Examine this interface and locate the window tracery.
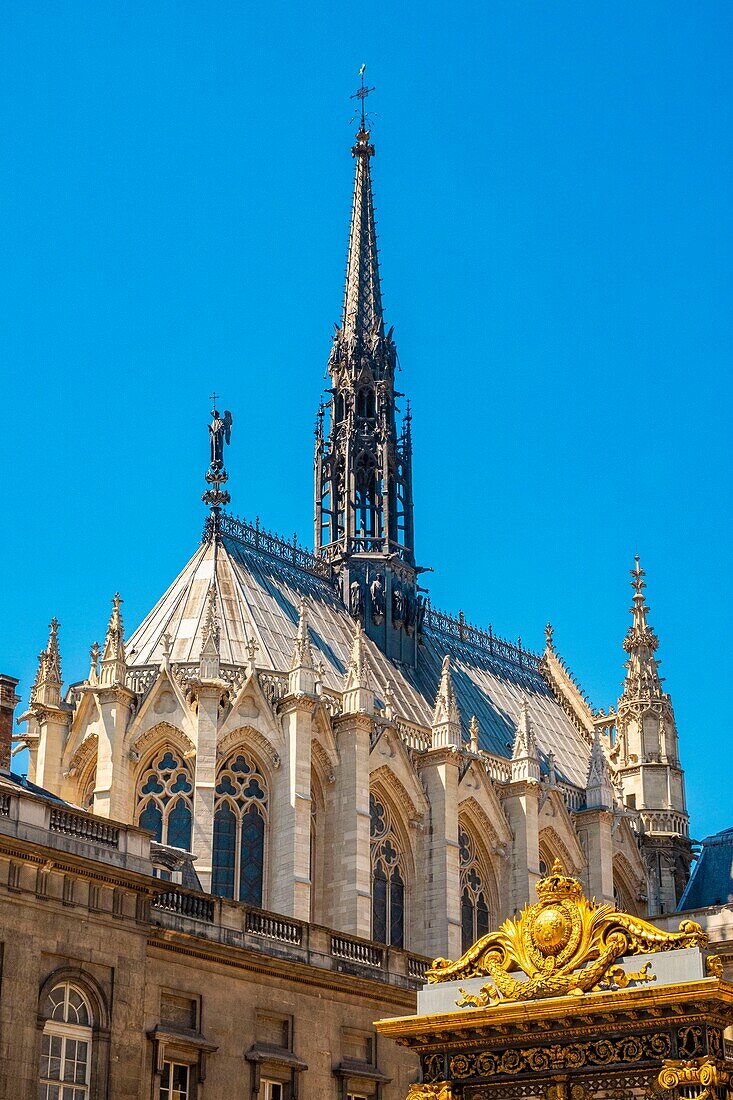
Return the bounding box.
[459,827,492,953]
[136,748,193,851]
[39,982,93,1100]
[370,792,405,948]
[212,752,267,905]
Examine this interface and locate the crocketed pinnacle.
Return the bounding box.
[341,127,383,345]
[431,655,462,749]
[199,581,221,680]
[586,727,614,810]
[100,594,127,688]
[621,556,663,700]
[290,601,315,673]
[31,618,63,707]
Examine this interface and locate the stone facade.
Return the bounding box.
[0,777,420,1099]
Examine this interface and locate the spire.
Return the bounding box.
[100,594,127,688]
[342,620,374,714]
[288,601,317,696]
[586,728,614,810]
[32,618,63,707]
[511,700,540,782]
[314,81,419,670]
[621,556,663,700]
[342,122,382,345]
[199,581,221,680]
[431,655,462,749]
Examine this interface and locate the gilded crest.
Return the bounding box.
[427,859,706,1005]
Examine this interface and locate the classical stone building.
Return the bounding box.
[0,97,705,1099]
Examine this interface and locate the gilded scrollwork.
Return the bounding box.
[441,1032,673,1082]
[428,859,705,1005]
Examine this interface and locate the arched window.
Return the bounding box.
[459,828,493,953]
[370,793,406,948]
[136,748,193,850]
[212,753,267,905]
[39,982,93,1100]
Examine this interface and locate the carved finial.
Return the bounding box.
[431,655,462,749]
[342,619,374,714]
[469,714,480,753]
[383,680,395,721]
[203,402,233,518]
[546,749,557,786]
[294,602,314,665]
[551,857,564,876]
[161,632,172,663]
[199,581,221,680]
[545,621,554,651]
[511,700,540,782]
[100,593,127,688]
[89,640,100,684]
[245,636,259,677]
[32,618,63,707]
[586,727,614,810]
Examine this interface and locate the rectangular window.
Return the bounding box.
[347,1094,369,1100]
[160,1060,189,1100]
[262,1081,283,1100]
[39,1028,90,1100]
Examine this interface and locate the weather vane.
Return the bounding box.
[350,63,375,130]
[203,398,233,516]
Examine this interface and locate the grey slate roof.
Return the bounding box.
[678,827,733,910]
[125,526,592,788]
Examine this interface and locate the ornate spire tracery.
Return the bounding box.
[314,81,421,666]
[100,594,127,688]
[621,556,663,701]
[31,618,63,708]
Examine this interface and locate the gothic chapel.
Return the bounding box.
[19,104,691,963]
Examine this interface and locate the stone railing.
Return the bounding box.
[49,808,120,849]
[408,954,430,980]
[148,886,422,990]
[483,754,512,784]
[331,933,384,969]
[640,809,689,838]
[560,783,586,812]
[245,909,303,945]
[396,722,432,752]
[152,887,215,923]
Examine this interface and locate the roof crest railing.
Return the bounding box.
[211,513,335,584]
[423,604,541,669]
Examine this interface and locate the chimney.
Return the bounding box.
[0,675,20,771]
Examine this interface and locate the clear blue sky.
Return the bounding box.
[0,3,730,841]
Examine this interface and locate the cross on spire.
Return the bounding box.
[350,64,375,130]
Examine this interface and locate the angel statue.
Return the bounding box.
[209,408,233,476]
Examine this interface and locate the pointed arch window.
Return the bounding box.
[459,828,492,953]
[370,793,406,948]
[212,753,267,905]
[39,982,93,1100]
[136,748,193,851]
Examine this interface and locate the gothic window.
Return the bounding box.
[136,749,193,851]
[212,753,267,905]
[459,828,493,954]
[80,767,96,811]
[370,793,406,948]
[39,982,93,1100]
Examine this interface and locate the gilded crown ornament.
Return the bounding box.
[426,859,706,1006]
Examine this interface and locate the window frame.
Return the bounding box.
[135,747,194,850]
[159,1058,192,1100]
[212,752,269,905]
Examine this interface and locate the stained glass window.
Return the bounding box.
[212,753,268,905]
[459,827,495,953]
[39,983,93,1100]
[370,792,406,947]
[135,748,193,851]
